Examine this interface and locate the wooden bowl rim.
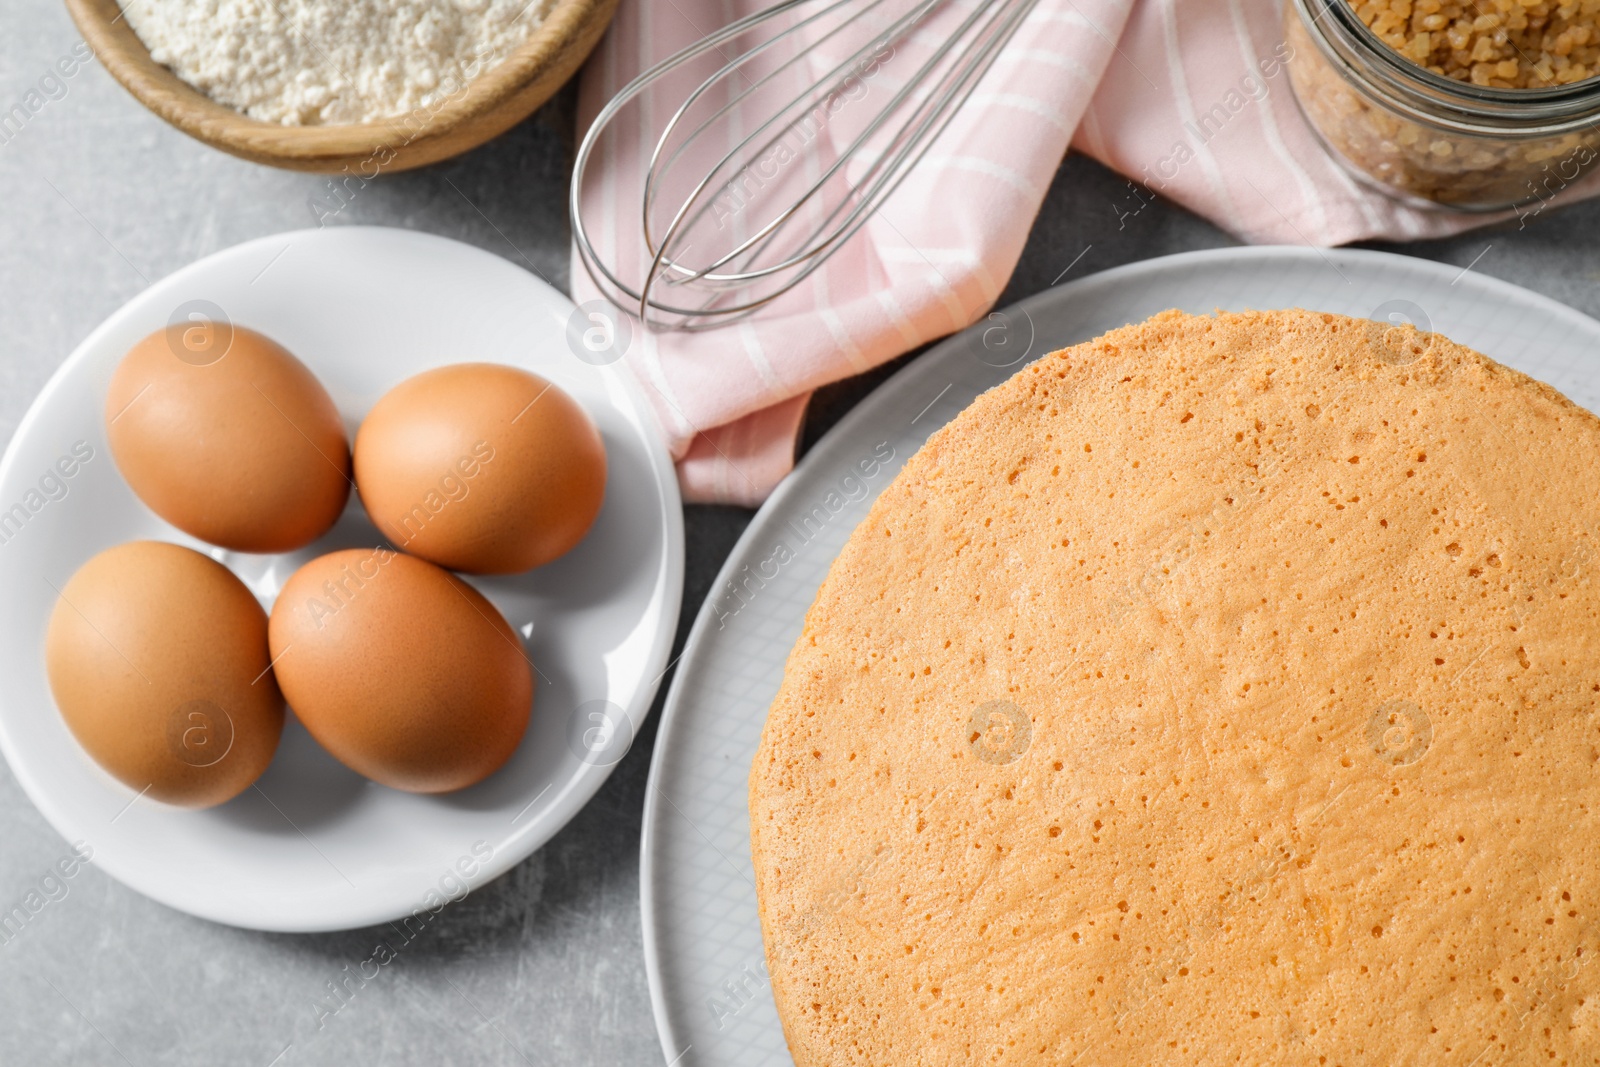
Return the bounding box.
[66,0,610,162]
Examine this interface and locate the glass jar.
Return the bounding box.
[1284,0,1600,211]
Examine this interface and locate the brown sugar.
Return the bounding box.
[1349,0,1600,87]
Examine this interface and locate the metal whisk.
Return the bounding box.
[571,0,1043,330]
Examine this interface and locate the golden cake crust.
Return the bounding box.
[750,309,1600,1067]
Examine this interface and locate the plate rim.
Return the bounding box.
[0,225,686,933]
[636,243,1600,1063]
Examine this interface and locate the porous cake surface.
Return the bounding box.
[749,309,1600,1066]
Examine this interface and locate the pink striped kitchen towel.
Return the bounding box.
[572,0,1588,506]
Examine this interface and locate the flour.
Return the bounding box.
[123,0,553,126]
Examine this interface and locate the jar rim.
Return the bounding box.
[1294,0,1600,134]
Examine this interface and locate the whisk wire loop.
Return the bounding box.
[572,0,1044,330]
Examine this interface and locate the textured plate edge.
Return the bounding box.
[636,243,1600,1064]
[0,225,686,933]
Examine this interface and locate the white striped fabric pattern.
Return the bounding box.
[572,0,1597,505]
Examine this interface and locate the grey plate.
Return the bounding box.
[638,246,1600,1067]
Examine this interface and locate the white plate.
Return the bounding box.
[0,227,683,933]
[638,246,1600,1067]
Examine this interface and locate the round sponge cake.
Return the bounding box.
[750,309,1600,1066]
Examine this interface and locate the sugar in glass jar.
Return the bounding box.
[1285,0,1600,210]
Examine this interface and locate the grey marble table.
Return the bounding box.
[2,0,1598,1063]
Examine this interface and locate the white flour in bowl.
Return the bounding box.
[123,0,554,126]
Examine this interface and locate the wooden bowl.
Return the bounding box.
[65,0,619,174]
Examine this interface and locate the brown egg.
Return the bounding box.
[268,548,533,792]
[45,541,284,808]
[105,324,351,553]
[353,363,606,574]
